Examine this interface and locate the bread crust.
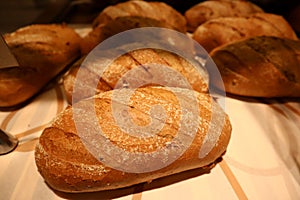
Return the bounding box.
[35,86,231,193]
[63,48,208,104]
[193,13,298,53]
[81,0,187,55]
[185,0,263,32]
[210,36,300,97]
[93,1,186,32]
[0,24,82,108]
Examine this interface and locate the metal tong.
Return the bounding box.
[0,35,19,155]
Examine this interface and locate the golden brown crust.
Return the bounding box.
[93,1,186,31]
[0,24,82,108]
[81,0,187,55]
[63,48,208,104]
[193,13,298,53]
[185,0,264,32]
[35,86,232,192]
[210,36,300,97]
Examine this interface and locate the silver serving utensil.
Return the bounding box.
[0,34,19,154]
[0,129,18,155]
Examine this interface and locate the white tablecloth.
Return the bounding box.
[0,83,299,200]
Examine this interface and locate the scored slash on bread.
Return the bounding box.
[35,86,232,193]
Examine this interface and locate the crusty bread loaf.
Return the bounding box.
[0,24,82,108]
[185,0,263,32]
[63,48,208,104]
[193,13,298,53]
[81,0,187,55]
[210,36,300,97]
[35,86,232,193]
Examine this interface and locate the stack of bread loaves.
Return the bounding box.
[185,0,300,97]
[2,0,296,194]
[34,0,299,193]
[61,0,300,101]
[34,0,233,193]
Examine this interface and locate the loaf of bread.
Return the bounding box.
[35,86,232,193]
[185,0,264,32]
[81,0,187,54]
[0,24,82,108]
[63,48,208,104]
[210,36,300,97]
[193,13,298,53]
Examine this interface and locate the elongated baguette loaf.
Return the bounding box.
[81,0,186,54]
[63,48,208,104]
[210,36,300,97]
[35,86,232,193]
[185,0,264,32]
[193,13,298,53]
[0,24,81,108]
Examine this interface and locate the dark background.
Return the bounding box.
[0,0,299,34]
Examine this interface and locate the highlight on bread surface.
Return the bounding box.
[210,35,300,97]
[0,24,82,109]
[35,86,232,193]
[193,12,298,53]
[185,0,264,32]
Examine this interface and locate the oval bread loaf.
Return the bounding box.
[193,13,298,53]
[0,24,82,108]
[210,36,300,97]
[35,86,232,193]
[185,0,263,32]
[81,0,187,55]
[63,48,208,104]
